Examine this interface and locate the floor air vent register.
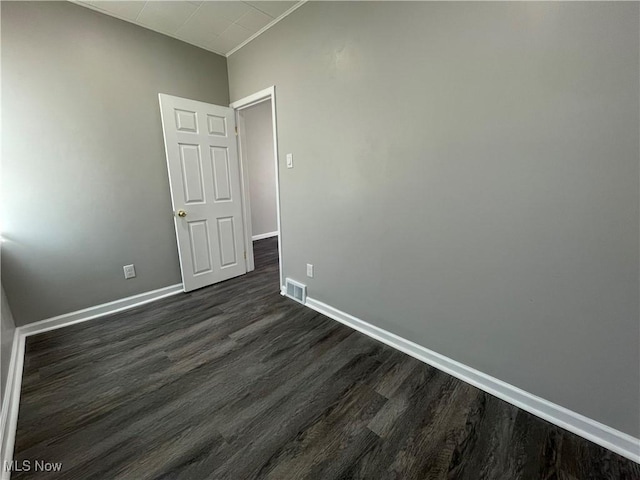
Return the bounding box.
[285,278,306,304]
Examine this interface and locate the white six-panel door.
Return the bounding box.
[159,94,246,292]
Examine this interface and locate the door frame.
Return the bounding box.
[230,86,283,290]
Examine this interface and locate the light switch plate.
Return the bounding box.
[306,264,314,278]
[286,153,293,168]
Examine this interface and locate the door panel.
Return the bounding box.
[159,94,247,292]
[188,220,213,275]
[175,109,198,132]
[217,217,238,267]
[207,114,227,135]
[179,144,205,204]
[211,147,232,201]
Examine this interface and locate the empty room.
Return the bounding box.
[1,1,639,478]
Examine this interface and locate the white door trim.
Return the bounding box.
[231,86,283,290]
[235,110,255,272]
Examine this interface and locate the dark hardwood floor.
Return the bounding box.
[13,237,640,479]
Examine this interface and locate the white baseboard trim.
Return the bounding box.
[0,331,23,480]
[252,231,278,241]
[19,284,183,337]
[304,296,640,464]
[0,283,184,478]
[2,286,637,469]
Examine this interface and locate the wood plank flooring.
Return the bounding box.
[12,237,640,479]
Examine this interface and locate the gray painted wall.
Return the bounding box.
[228,2,640,436]
[240,101,278,237]
[1,286,16,404]
[1,1,229,325]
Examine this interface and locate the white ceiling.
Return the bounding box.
[73,1,305,56]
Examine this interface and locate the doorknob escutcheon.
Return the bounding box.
[177,209,187,217]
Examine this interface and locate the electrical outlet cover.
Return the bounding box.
[123,264,136,279]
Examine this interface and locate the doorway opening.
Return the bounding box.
[231,87,283,291]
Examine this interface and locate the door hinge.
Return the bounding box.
[244,251,246,259]
[235,126,238,136]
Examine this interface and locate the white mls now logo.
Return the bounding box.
[4,460,63,473]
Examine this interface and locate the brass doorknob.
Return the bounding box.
[177,209,187,217]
